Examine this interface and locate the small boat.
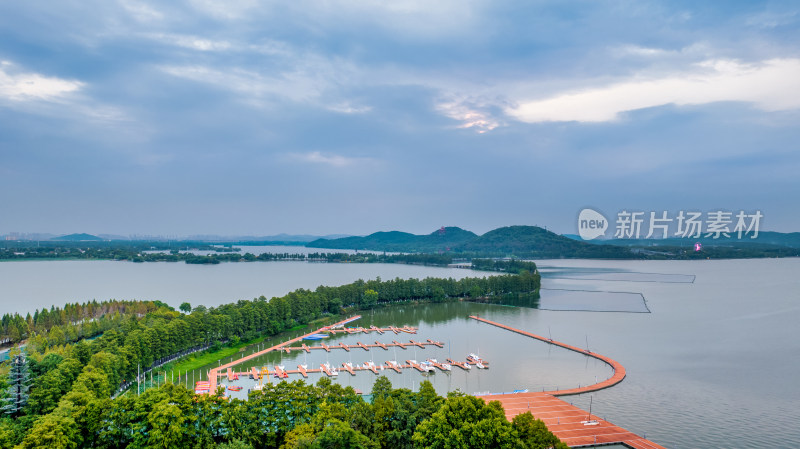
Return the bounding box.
[463,362,471,370]
[322,362,339,376]
[418,361,436,373]
[581,396,600,425]
[227,385,243,391]
[303,333,330,340]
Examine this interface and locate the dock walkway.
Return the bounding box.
[279,339,442,353]
[208,315,364,394]
[470,316,664,449]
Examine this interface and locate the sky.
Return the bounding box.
[1,0,799,237]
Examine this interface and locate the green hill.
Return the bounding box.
[456,225,634,258]
[51,233,103,242]
[307,227,478,252]
[308,225,634,258]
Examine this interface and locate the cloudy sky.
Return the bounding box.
[1,0,799,236]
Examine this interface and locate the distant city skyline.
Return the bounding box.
[2,1,799,236]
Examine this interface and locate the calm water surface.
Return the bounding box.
[0,258,486,315]
[1,254,799,448]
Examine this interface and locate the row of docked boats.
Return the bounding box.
[467,353,486,369]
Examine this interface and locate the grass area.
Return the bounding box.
[159,314,344,375]
[123,314,350,395]
[164,337,267,375]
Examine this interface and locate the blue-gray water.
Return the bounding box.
[1,253,798,448]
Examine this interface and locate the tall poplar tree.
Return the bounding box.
[2,353,31,416]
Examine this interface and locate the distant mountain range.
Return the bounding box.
[308,225,634,258]
[4,226,798,259]
[307,225,800,258]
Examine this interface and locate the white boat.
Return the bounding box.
[475,361,485,369]
[463,362,471,370]
[581,396,599,425]
[427,358,451,371]
[468,353,481,361]
[322,362,339,376]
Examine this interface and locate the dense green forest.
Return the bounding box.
[2,374,567,449]
[0,272,545,448]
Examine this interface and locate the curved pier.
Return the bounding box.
[470,316,665,448]
[469,315,625,396]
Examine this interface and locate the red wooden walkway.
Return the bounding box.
[470,316,665,448]
[208,315,363,394]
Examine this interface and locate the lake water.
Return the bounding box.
[0,258,486,315]
[1,253,799,448]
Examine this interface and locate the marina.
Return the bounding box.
[203,315,461,394]
[199,313,662,448]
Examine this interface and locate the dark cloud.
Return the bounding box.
[1,0,798,236]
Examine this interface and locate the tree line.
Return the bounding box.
[6,375,567,449]
[1,300,167,348]
[1,271,541,448]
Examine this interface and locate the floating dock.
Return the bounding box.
[219,356,480,380]
[470,316,665,449]
[326,325,417,334]
[207,316,453,393]
[277,339,442,353]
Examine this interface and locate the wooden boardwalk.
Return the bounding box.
[483,392,665,448]
[208,315,364,394]
[470,316,665,448]
[278,339,442,353]
[470,316,625,395]
[223,357,461,380]
[325,325,417,334]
